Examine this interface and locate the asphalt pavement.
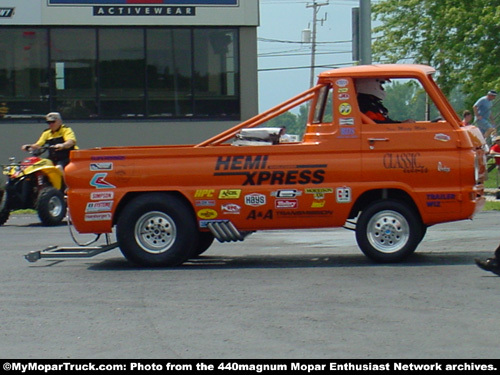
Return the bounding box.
[0,212,499,359]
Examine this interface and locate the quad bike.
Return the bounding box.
[0,146,67,226]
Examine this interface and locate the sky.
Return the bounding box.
[257,0,362,111]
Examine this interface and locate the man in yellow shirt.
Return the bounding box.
[22,112,78,171]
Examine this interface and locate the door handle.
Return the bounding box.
[368,138,389,149]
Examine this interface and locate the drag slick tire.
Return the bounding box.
[116,193,198,267]
[355,200,423,263]
[37,187,67,226]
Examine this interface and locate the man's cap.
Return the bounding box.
[45,112,62,122]
[488,90,497,96]
[494,136,500,142]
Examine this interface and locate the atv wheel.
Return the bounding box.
[0,190,9,226]
[36,187,67,226]
[116,193,198,267]
[355,200,423,263]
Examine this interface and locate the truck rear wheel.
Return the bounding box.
[116,193,198,267]
[355,200,423,263]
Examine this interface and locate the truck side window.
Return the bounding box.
[312,85,333,124]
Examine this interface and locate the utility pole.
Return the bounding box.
[359,0,372,65]
[306,1,329,87]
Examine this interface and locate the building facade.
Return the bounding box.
[0,0,259,162]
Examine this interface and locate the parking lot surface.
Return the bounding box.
[1,212,499,359]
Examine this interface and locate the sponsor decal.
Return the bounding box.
[218,189,242,199]
[90,155,125,161]
[214,155,326,186]
[90,173,116,189]
[194,189,215,198]
[339,127,357,138]
[90,162,113,171]
[275,199,298,209]
[244,193,266,207]
[246,209,273,220]
[90,191,114,200]
[305,188,334,200]
[0,8,14,17]
[271,189,302,198]
[311,200,326,208]
[426,193,456,207]
[93,6,195,16]
[85,213,112,221]
[195,200,216,207]
[336,187,351,203]
[221,203,241,214]
[438,162,451,173]
[383,153,428,173]
[338,93,350,101]
[197,209,218,220]
[434,133,451,142]
[199,219,227,228]
[338,88,349,93]
[336,79,349,87]
[339,103,352,116]
[339,118,355,125]
[85,201,114,213]
[276,210,333,218]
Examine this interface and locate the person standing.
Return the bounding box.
[462,110,473,126]
[473,90,497,139]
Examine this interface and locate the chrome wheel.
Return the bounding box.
[366,210,410,254]
[48,196,64,218]
[134,211,177,254]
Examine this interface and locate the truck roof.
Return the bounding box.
[319,64,436,80]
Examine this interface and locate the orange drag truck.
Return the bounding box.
[25,64,487,267]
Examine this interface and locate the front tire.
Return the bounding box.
[116,193,198,267]
[355,200,423,263]
[37,187,66,226]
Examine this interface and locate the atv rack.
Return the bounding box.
[25,235,118,263]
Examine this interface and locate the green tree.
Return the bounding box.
[372,0,500,111]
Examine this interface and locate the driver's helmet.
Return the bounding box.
[355,78,390,100]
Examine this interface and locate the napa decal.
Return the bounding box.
[90,173,116,189]
[197,209,218,220]
[214,155,326,186]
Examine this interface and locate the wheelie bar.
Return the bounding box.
[24,242,118,263]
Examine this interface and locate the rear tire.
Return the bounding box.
[192,231,215,257]
[116,193,199,267]
[355,200,423,263]
[37,187,66,226]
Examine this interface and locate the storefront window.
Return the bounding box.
[147,29,192,117]
[193,29,239,117]
[99,28,146,118]
[50,28,97,119]
[0,29,49,118]
[0,27,239,120]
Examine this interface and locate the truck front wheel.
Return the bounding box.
[117,194,198,267]
[355,200,423,263]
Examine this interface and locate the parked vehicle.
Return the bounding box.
[1,146,66,226]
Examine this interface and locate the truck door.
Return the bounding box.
[358,78,462,214]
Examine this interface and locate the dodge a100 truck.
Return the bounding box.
[58,64,487,266]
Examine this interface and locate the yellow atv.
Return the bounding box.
[0,146,67,226]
